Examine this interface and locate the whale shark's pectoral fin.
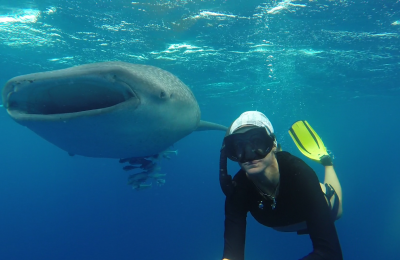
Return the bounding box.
[195,120,228,132]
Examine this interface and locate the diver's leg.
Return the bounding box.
[320,166,343,219]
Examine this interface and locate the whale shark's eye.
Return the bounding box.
[160,91,166,98]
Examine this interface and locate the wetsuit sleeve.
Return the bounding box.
[222,174,248,260]
[293,157,343,260]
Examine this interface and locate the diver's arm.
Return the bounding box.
[222,196,247,260]
[222,173,248,260]
[296,159,343,260]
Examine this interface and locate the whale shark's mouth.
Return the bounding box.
[5,77,138,116]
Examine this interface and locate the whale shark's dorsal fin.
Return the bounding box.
[196,120,228,132]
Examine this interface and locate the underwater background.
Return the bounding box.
[0,0,399,259]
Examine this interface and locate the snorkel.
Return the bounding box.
[219,142,234,197]
[219,126,235,197]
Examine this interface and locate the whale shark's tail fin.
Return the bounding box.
[196,120,228,132]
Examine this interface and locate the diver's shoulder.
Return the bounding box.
[231,170,252,194]
[232,170,252,188]
[276,151,308,170]
[276,151,300,162]
[232,169,247,182]
[277,151,316,179]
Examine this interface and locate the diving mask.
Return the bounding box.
[223,127,275,163]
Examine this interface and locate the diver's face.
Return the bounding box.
[232,126,275,175]
[239,147,275,175]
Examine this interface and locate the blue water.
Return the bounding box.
[1,0,400,259]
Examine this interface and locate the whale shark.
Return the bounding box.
[2,62,227,159]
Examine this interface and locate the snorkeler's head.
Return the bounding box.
[223,111,277,163]
[228,111,274,135]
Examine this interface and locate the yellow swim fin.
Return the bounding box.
[288,120,329,161]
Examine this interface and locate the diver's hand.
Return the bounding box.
[319,155,333,166]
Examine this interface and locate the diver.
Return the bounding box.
[219,111,343,260]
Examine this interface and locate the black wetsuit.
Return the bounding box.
[223,152,342,260]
